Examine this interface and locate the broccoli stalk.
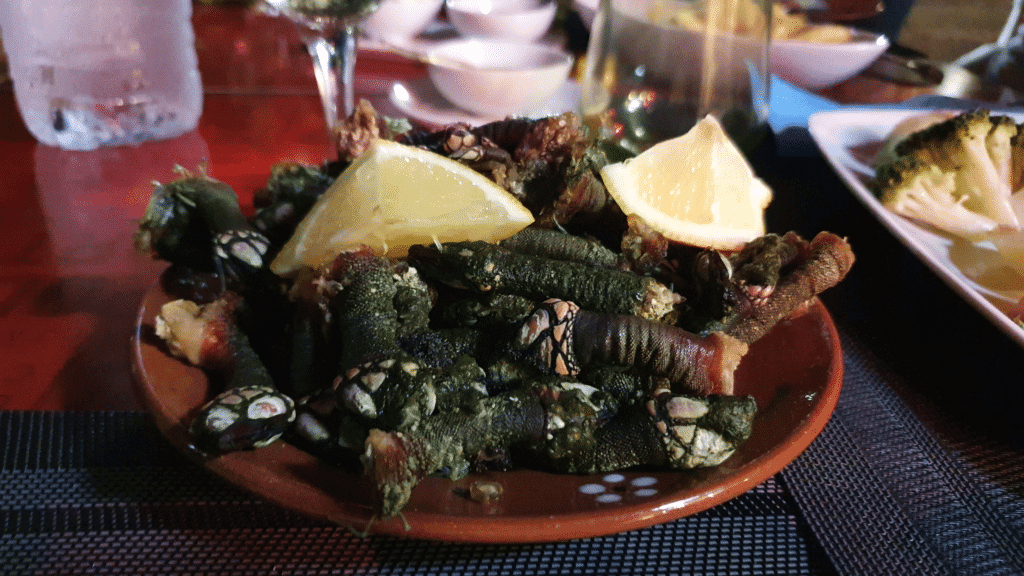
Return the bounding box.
[873,156,1000,236]
[1011,128,1024,193]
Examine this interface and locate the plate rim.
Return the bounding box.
[131,279,843,543]
[807,107,1024,350]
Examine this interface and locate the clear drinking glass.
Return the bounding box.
[578,0,771,154]
[0,0,203,150]
[261,0,383,157]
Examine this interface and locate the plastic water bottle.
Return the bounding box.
[0,0,203,150]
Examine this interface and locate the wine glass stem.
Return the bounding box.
[305,24,357,146]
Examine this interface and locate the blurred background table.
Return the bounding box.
[1,2,1023,575]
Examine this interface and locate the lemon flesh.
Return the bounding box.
[600,115,772,251]
[271,140,534,275]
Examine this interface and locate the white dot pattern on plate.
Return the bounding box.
[578,475,660,502]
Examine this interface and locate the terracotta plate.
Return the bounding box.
[132,282,843,543]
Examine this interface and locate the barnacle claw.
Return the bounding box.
[362,429,426,519]
[515,298,581,376]
[188,385,296,454]
[728,232,802,307]
[135,169,272,290]
[588,391,757,472]
[646,390,756,469]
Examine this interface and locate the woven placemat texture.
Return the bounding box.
[0,410,837,576]
[782,334,1024,576]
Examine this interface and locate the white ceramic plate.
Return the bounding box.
[808,107,1024,348]
[390,77,582,128]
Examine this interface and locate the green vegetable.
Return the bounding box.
[871,109,1024,238]
[872,155,999,236]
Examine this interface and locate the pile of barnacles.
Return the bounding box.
[136,101,854,521]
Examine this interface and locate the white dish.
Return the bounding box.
[808,108,1024,349]
[390,77,581,127]
[425,38,573,117]
[772,30,890,90]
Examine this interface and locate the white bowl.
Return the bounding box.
[362,0,445,41]
[771,30,891,90]
[446,0,558,43]
[427,39,574,116]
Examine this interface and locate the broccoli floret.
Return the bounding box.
[891,109,1021,230]
[872,155,999,237]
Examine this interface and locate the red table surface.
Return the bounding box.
[0,4,425,411]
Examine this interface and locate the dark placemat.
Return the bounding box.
[782,334,1024,576]
[0,410,836,576]
[763,130,1024,576]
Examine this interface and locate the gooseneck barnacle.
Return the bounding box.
[141,103,855,523]
[516,298,747,396]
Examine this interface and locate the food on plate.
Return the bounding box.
[190,384,297,454]
[135,101,853,522]
[600,115,773,252]
[270,138,535,275]
[871,109,1024,238]
[135,168,272,285]
[871,110,959,168]
[648,0,854,43]
[988,191,1024,281]
[872,157,1004,237]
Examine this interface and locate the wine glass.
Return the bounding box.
[261,0,383,156]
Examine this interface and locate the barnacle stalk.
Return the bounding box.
[517,299,747,396]
[725,232,855,344]
[154,293,273,390]
[408,240,682,322]
[361,385,548,518]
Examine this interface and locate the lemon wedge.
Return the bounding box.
[600,115,772,251]
[271,139,534,275]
